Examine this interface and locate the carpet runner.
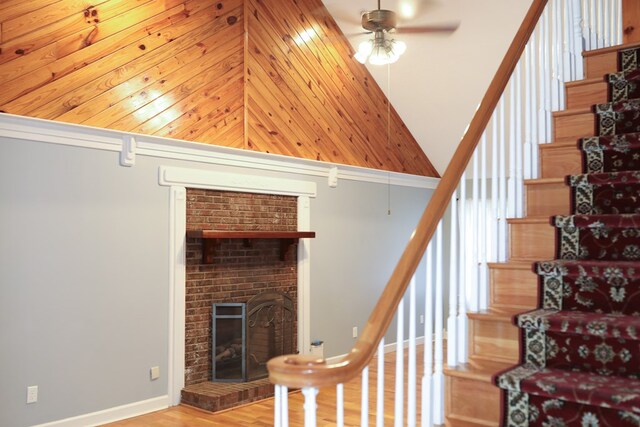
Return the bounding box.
[494,46,640,426]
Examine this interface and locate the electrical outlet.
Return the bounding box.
[420,314,424,324]
[150,366,160,380]
[352,326,358,338]
[27,386,38,404]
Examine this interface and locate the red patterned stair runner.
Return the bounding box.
[494,45,640,426]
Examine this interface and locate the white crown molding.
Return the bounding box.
[34,395,169,427]
[0,114,439,189]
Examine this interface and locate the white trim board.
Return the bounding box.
[0,114,439,189]
[33,396,169,427]
[160,166,316,406]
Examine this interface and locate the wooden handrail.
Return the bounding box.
[267,0,549,389]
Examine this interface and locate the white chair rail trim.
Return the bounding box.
[0,113,440,190]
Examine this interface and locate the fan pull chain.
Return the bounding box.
[387,62,392,216]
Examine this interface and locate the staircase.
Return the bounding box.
[444,41,640,427]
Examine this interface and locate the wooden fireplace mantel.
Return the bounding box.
[186,230,316,264]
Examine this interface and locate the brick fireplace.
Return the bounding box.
[181,188,299,412]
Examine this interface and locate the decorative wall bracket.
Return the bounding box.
[120,135,136,167]
[186,230,316,264]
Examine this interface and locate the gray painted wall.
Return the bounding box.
[0,135,433,426]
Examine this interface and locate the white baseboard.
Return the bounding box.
[34,395,169,427]
[325,336,426,365]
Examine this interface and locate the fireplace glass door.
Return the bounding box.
[211,303,245,382]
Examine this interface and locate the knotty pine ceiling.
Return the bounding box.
[0,0,439,177]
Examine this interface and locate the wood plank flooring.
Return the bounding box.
[104,347,430,426]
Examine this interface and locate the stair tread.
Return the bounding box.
[487,260,534,270]
[536,258,640,273]
[524,177,566,185]
[564,76,608,87]
[553,106,593,117]
[539,140,581,149]
[444,358,513,383]
[468,307,524,322]
[583,41,640,57]
[508,216,551,224]
[496,365,640,412]
[518,309,640,339]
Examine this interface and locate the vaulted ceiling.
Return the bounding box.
[0,0,441,176]
[322,0,533,173]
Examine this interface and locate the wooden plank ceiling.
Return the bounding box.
[0,0,439,177]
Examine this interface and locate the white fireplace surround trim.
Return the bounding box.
[160,166,316,406]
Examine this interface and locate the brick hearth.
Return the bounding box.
[183,189,298,411]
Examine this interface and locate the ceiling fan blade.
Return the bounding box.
[344,30,373,37]
[313,5,362,26]
[394,22,459,33]
[395,0,443,19]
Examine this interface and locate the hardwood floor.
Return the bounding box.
[104,347,428,426]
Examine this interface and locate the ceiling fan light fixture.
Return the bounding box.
[356,31,406,66]
[355,39,374,64]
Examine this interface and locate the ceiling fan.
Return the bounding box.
[349,0,459,65]
[360,0,458,35]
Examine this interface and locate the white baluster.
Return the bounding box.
[596,0,604,48]
[590,0,598,49]
[563,0,574,82]
[602,1,613,47]
[337,384,344,427]
[421,245,434,427]
[530,33,540,177]
[524,43,533,180]
[508,80,517,219]
[498,99,508,262]
[573,0,584,79]
[376,339,385,427]
[275,384,282,427]
[515,62,525,218]
[432,222,445,425]
[543,7,555,143]
[302,387,318,427]
[479,134,489,310]
[555,0,566,110]
[538,14,550,144]
[282,386,289,427]
[550,0,561,112]
[457,176,468,363]
[447,191,458,366]
[408,277,417,427]
[491,111,499,262]
[583,0,590,50]
[615,0,622,46]
[394,297,404,427]
[544,7,553,141]
[361,367,369,427]
[470,149,480,313]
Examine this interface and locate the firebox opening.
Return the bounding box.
[212,292,294,383]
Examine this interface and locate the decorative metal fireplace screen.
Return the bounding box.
[212,291,294,382]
